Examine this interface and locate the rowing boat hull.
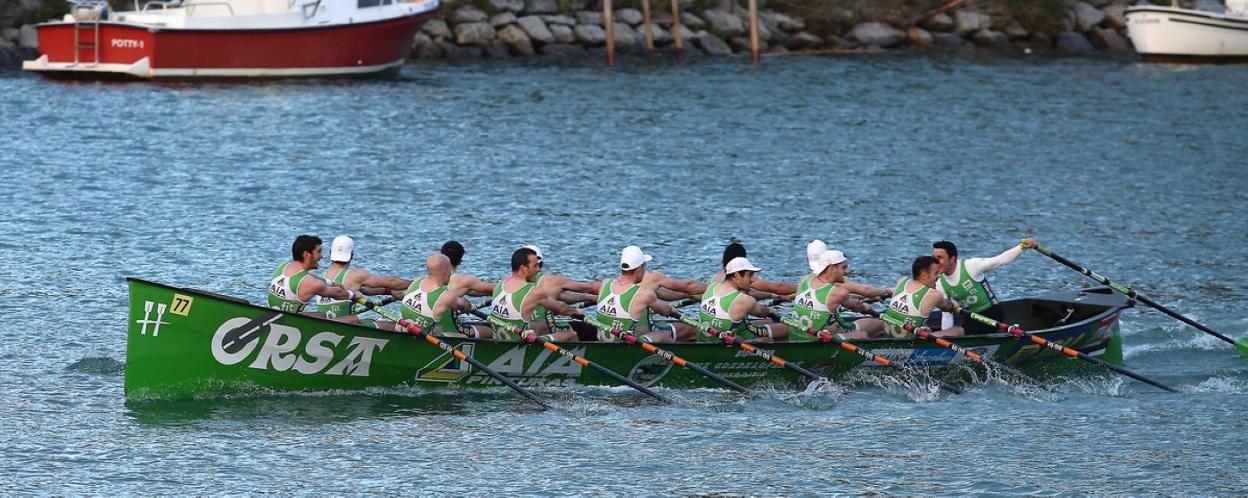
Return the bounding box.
[125,278,1127,400]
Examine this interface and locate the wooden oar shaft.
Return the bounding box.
[486,315,671,403]
[1036,244,1236,346]
[357,300,550,409]
[677,314,827,382]
[959,308,1178,393]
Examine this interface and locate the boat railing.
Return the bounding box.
[186,2,236,16]
[139,0,236,17]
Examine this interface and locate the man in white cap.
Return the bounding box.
[791,249,888,341]
[805,239,891,301]
[522,244,600,340]
[586,245,706,343]
[705,242,795,301]
[315,235,411,322]
[698,256,789,342]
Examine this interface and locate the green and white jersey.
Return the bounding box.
[883,278,931,338]
[268,262,309,313]
[697,281,746,342]
[401,278,457,334]
[595,278,645,341]
[937,259,998,314]
[529,273,556,329]
[316,267,352,318]
[490,279,535,341]
[791,276,858,342]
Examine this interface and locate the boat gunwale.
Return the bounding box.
[30,7,435,33]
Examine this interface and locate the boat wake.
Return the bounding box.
[66,356,125,376]
[1184,376,1248,394]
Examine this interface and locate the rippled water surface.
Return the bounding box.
[2,54,1247,495]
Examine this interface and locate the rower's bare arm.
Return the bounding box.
[557,291,596,304]
[634,287,675,318]
[741,295,773,320]
[927,292,956,314]
[753,279,797,296]
[560,278,600,295]
[647,272,706,297]
[311,278,355,301]
[534,288,584,319]
[840,280,891,299]
[460,275,494,297]
[359,273,411,292]
[655,287,694,301]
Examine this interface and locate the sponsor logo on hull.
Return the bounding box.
[210,317,388,377]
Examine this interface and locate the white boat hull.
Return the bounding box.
[1126,6,1248,63]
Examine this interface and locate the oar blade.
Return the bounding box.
[1236,337,1248,358]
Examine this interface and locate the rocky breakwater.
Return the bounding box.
[0,0,58,68]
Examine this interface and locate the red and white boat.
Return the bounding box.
[22,0,438,79]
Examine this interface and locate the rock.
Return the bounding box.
[642,23,673,44]
[730,36,767,52]
[1087,26,1129,51]
[422,19,451,40]
[681,12,706,30]
[550,23,576,43]
[574,23,606,45]
[932,32,972,49]
[1102,3,1127,29]
[676,25,697,45]
[972,29,1011,49]
[450,6,489,24]
[1003,20,1028,40]
[1071,2,1105,32]
[612,22,644,51]
[1030,33,1053,50]
[497,24,535,55]
[525,0,558,15]
[540,43,587,56]
[454,22,496,46]
[755,18,773,42]
[760,10,804,31]
[542,15,577,26]
[1055,31,1095,52]
[954,10,991,36]
[490,0,525,13]
[702,8,744,39]
[906,26,933,47]
[793,31,823,48]
[484,42,511,58]
[614,8,643,26]
[439,41,483,58]
[410,33,442,59]
[697,31,732,55]
[490,12,517,28]
[1085,0,1111,6]
[851,22,905,48]
[923,12,954,32]
[577,11,603,25]
[517,16,555,44]
[831,36,859,49]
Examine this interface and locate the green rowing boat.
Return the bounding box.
[125,278,1127,400]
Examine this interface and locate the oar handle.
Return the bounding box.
[585,315,754,396]
[678,313,829,383]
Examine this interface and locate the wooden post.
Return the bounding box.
[641,0,654,51]
[604,0,615,66]
[671,0,682,53]
[748,0,759,65]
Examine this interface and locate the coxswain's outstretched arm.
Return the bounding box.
[965,238,1037,279]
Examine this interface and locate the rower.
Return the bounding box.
[488,247,587,341]
[522,244,600,341]
[806,239,892,301]
[391,253,480,337]
[932,238,1037,328]
[588,245,705,343]
[441,240,493,297]
[883,256,963,338]
[708,242,796,300]
[267,235,359,317]
[316,236,411,321]
[792,249,887,340]
[698,256,788,342]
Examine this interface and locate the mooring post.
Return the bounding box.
[604,0,616,66]
[641,0,654,51]
[748,0,759,65]
[671,0,683,53]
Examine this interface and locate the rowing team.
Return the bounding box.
[267,235,1039,343]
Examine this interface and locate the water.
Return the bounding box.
[2,54,1247,495]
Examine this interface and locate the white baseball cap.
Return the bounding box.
[620,245,653,271]
[811,250,847,274]
[329,235,354,263]
[806,239,827,272]
[724,257,762,274]
[521,244,543,262]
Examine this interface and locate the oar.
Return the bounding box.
[867,311,1047,388]
[774,316,963,395]
[484,314,671,404]
[957,307,1178,393]
[1035,244,1248,355]
[355,299,551,409]
[585,315,754,396]
[675,314,830,385]
[351,295,398,316]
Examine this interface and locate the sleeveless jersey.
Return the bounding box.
[316,267,352,318]
[401,278,457,334]
[268,262,309,313]
[791,275,859,341]
[938,259,998,314]
[698,281,746,342]
[595,278,645,341]
[883,278,931,338]
[490,278,535,341]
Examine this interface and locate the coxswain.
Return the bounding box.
[588,245,706,343]
[882,256,963,338]
[792,249,887,340]
[522,244,600,341]
[708,242,796,300]
[268,235,360,317]
[487,247,587,341]
[316,236,411,322]
[698,256,788,342]
[932,238,1037,328]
